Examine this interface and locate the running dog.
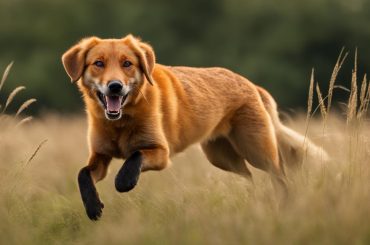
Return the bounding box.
[62,35,328,220]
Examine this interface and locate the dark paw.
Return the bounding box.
[85,199,104,221]
[115,151,142,192]
[78,167,104,221]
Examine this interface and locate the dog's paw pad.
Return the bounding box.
[85,200,104,221]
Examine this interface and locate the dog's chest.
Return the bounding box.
[91,115,160,159]
[103,132,131,159]
[95,126,151,159]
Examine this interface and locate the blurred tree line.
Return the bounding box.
[0,0,369,114]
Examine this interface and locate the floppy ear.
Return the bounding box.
[126,35,156,85]
[61,37,100,83]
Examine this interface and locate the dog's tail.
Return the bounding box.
[257,86,329,168]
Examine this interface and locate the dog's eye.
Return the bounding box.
[94,61,104,68]
[123,60,132,68]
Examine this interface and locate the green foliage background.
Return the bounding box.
[0,0,369,113]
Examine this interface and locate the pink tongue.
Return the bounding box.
[105,96,122,112]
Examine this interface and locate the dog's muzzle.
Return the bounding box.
[96,81,128,120]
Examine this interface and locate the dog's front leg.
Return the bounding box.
[115,147,169,192]
[78,153,112,220]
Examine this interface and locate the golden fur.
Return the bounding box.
[62,35,328,220]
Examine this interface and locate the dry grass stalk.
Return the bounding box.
[25,139,48,166]
[0,62,13,92]
[316,83,327,119]
[347,65,358,124]
[0,62,36,127]
[327,49,348,116]
[306,69,315,123]
[3,86,25,113]
[15,116,33,128]
[302,69,316,165]
[346,73,357,124]
[362,76,370,116]
[334,85,350,93]
[16,98,37,117]
[357,74,368,119]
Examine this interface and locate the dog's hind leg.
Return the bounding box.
[201,137,252,179]
[228,105,288,198]
[78,153,112,221]
[115,147,170,193]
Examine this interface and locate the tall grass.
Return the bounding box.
[0,57,369,244]
[0,62,36,127]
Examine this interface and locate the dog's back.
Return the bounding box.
[155,65,328,168]
[154,65,260,152]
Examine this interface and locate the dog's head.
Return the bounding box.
[62,35,155,120]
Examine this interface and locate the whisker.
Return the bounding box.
[139,88,149,105]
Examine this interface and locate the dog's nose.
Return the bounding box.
[108,80,123,93]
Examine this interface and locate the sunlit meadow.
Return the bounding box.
[0,56,369,244]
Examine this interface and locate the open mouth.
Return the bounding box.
[97,91,128,120]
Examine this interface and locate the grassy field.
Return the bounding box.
[0,113,369,245]
[1,57,370,244]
